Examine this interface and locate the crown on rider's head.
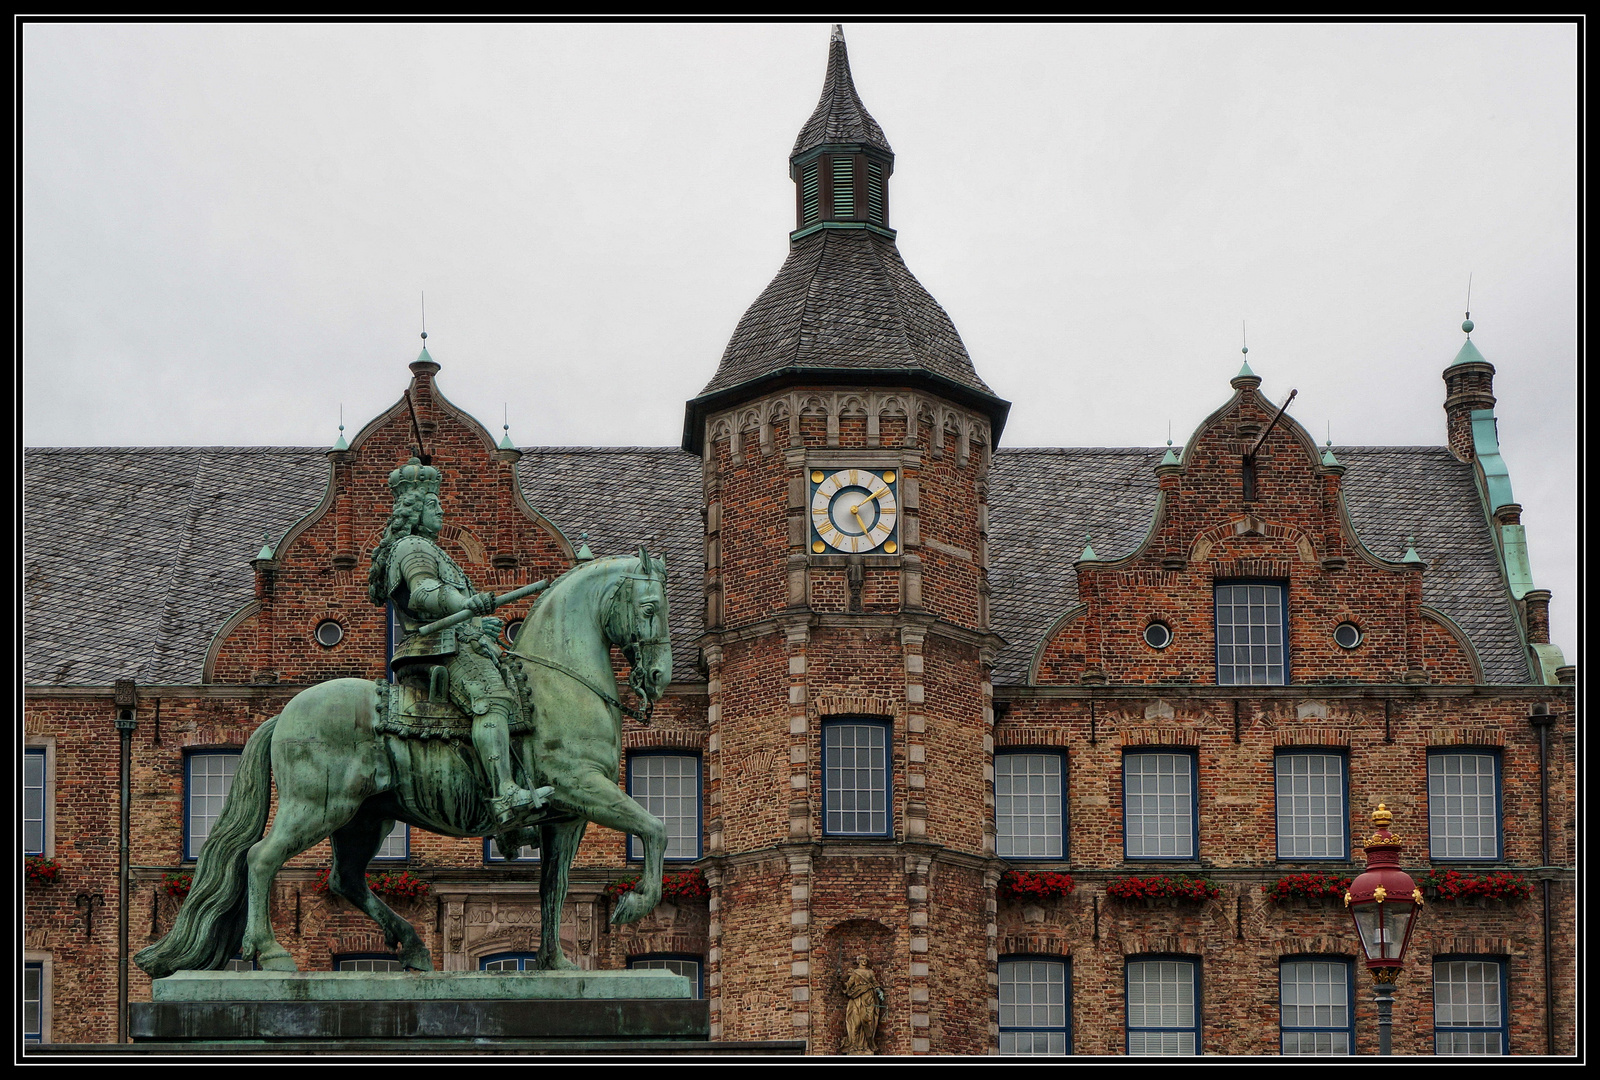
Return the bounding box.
[388,456,442,500]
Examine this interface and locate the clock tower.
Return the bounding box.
[683,26,1011,1053]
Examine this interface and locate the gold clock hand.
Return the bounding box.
[852,508,870,537]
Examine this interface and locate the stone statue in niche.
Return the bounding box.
[840,955,885,1054]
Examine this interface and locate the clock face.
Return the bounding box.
[810,468,899,554]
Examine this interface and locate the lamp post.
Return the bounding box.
[1346,804,1423,1054]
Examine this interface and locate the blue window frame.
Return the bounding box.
[1427,750,1503,861]
[373,821,409,860]
[1275,751,1348,860]
[1214,580,1288,685]
[24,747,46,856]
[1126,956,1201,1055]
[998,956,1071,1055]
[995,751,1066,860]
[335,953,404,972]
[627,751,702,861]
[1123,750,1198,860]
[1279,957,1354,1054]
[628,954,704,998]
[480,952,539,972]
[184,750,240,860]
[484,835,540,862]
[1433,957,1508,1054]
[823,719,892,837]
[24,962,42,1042]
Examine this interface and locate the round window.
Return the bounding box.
[1143,622,1172,649]
[1334,622,1362,649]
[314,620,344,648]
[503,620,523,645]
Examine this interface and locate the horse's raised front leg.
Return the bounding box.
[537,818,587,970]
[243,800,354,970]
[330,808,432,971]
[558,770,666,925]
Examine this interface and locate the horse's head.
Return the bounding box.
[604,545,673,709]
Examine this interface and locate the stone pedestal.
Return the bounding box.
[107,970,803,1054]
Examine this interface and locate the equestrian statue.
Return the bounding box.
[135,457,673,977]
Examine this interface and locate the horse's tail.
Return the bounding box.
[134,715,279,979]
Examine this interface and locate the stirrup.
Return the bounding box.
[490,787,538,826]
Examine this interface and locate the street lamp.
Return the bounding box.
[1346,803,1423,1055]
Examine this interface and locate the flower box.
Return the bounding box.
[1417,869,1532,904]
[1106,874,1221,904]
[309,868,430,901]
[163,871,192,899]
[998,870,1075,904]
[25,856,61,886]
[1263,873,1352,905]
[605,868,709,904]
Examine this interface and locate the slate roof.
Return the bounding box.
[791,25,892,159]
[697,229,996,400]
[23,444,1529,688]
[984,445,1531,684]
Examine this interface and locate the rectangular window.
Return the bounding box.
[1279,958,1353,1054]
[996,752,1065,859]
[24,962,42,1042]
[628,753,702,861]
[1428,751,1501,860]
[999,957,1071,1055]
[481,953,537,972]
[24,748,46,856]
[1126,958,1200,1055]
[823,720,891,837]
[186,752,239,860]
[485,836,539,862]
[1434,958,1508,1054]
[1124,751,1196,859]
[1215,581,1286,685]
[1275,752,1347,860]
[374,821,409,860]
[628,955,704,998]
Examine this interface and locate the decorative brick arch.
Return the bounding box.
[622,727,707,751]
[812,692,900,719]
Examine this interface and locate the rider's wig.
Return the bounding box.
[366,490,430,606]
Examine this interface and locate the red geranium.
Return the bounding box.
[605,869,709,903]
[1417,868,1532,902]
[1106,874,1221,902]
[998,870,1075,903]
[163,871,192,898]
[25,856,61,886]
[1263,873,1352,903]
[309,868,429,900]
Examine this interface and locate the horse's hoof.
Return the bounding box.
[258,951,298,971]
[539,950,580,971]
[402,948,434,972]
[610,891,658,925]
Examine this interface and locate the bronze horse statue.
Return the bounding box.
[136,548,671,977]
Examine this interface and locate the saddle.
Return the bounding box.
[371,674,535,740]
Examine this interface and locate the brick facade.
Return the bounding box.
[23,28,1573,1057]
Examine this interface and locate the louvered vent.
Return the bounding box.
[867,162,884,225]
[831,156,855,219]
[802,163,820,226]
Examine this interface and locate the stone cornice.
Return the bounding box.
[698,612,1004,654]
[994,683,1572,702]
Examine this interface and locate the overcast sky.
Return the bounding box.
[22,21,1578,658]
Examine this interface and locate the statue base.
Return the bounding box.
[113,970,804,1053]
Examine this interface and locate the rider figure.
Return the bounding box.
[369,457,541,830]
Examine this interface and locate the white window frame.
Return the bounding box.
[1279,957,1353,1055]
[627,752,702,861]
[1123,751,1197,860]
[1215,581,1287,685]
[1428,750,1502,861]
[823,720,892,838]
[373,820,409,860]
[23,737,55,859]
[185,750,240,861]
[628,955,704,998]
[23,952,52,1044]
[1433,958,1508,1054]
[1126,957,1200,1055]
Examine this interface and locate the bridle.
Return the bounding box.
[509,561,668,725]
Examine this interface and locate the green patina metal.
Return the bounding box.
[1160,442,1181,466]
[135,460,675,980]
[1401,536,1424,565]
[1471,408,1517,517]
[1450,336,1489,367]
[787,220,899,243]
[1078,534,1099,562]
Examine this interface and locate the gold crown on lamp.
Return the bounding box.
[388,457,441,500]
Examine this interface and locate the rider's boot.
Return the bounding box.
[475,697,546,828]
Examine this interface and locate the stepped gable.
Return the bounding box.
[23,446,328,686]
[985,444,1531,685]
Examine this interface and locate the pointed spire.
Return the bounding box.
[332,405,348,452]
[1321,438,1342,468]
[576,532,595,562]
[792,25,891,158]
[1078,534,1099,562]
[416,327,434,367]
[1402,535,1424,564]
[499,406,515,451]
[257,530,275,560]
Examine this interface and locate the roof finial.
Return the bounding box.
[831,23,844,42]
[576,532,595,562]
[333,404,348,451]
[1235,320,1257,381]
[1462,273,1474,335]
[421,290,428,342]
[1078,533,1099,562]
[1320,422,1341,468]
[1402,534,1423,564]
[499,403,515,451]
[257,530,275,560]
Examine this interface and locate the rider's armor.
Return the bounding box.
[380,459,538,829]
